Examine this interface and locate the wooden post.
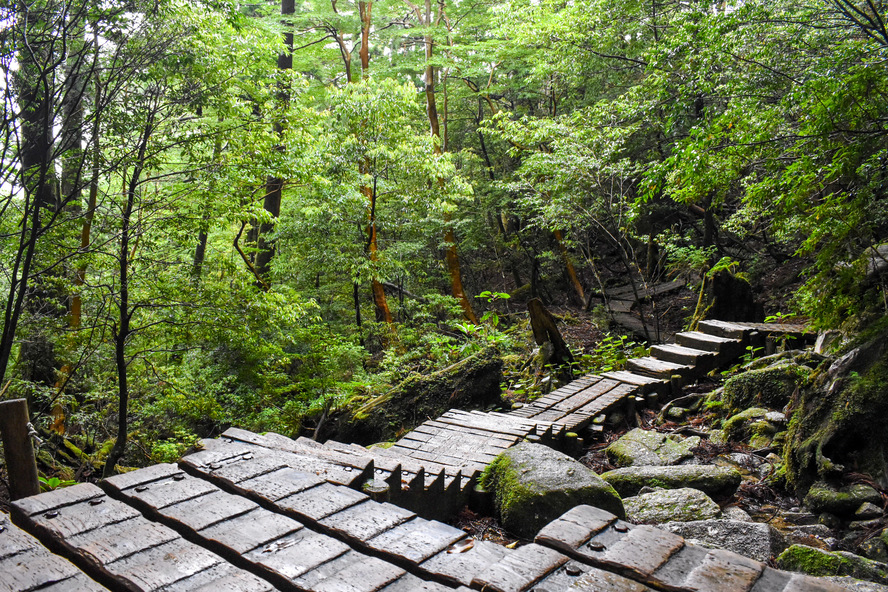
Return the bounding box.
[0,399,40,500]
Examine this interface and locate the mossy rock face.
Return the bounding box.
[722,364,809,413]
[776,545,888,584]
[786,331,888,494]
[721,407,769,441]
[622,487,721,524]
[803,481,882,517]
[605,428,700,467]
[480,442,624,539]
[600,465,742,498]
[329,347,503,444]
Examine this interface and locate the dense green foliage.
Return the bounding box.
[3,0,888,471]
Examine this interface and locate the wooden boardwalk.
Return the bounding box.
[2,319,825,591]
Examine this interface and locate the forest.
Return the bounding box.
[2,0,888,478]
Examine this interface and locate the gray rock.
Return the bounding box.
[825,576,888,591]
[805,482,883,517]
[721,506,753,522]
[623,487,721,524]
[480,442,624,539]
[600,465,742,498]
[605,428,700,467]
[657,519,784,562]
[861,539,888,564]
[777,545,888,585]
[858,502,884,520]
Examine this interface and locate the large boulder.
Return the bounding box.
[803,481,882,517]
[623,487,721,524]
[329,347,503,444]
[480,442,624,538]
[722,364,810,413]
[658,520,784,562]
[786,328,888,494]
[606,428,700,467]
[601,465,742,498]
[777,545,888,585]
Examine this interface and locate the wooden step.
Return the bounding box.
[601,371,669,395]
[626,356,693,379]
[697,319,751,340]
[674,331,741,353]
[10,483,275,592]
[609,299,634,313]
[650,343,717,368]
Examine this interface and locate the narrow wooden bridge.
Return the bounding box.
[3,319,834,592]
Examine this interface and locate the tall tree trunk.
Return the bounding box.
[554,229,585,305]
[254,0,295,286]
[103,114,153,478]
[413,0,478,323]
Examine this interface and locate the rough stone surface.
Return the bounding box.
[605,428,700,467]
[857,503,884,520]
[657,519,784,562]
[777,545,888,584]
[825,576,888,591]
[600,464,742,498]
[480,442,624,538]
[722,364,809,412]
[623,487,721,524]
[805,482,883,517]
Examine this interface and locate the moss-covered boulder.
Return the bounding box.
[623,487,721,524]
[722,364,810,413]
[605,428,700,467]
[601,465,742,498]
[776,545,888,584]
[330,347,503,444]
[803,481,882,517]
[480,442,624,538]
[786,329,888,494]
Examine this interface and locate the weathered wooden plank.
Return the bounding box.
[243,529,350,581]
[13,489,141,539]
[419,539,510,587]
[11,482,106,517]
[697,320,751,340]
[596,525,685,577]
[292,549,404,592]
[103,538,224,590]
[277,482,367,522]
[153,563,276,592]
[319,500,415,541]
[198,508,303,555]
[470,542,568,592]
[1,547,93,592]
[682,548,763,592]
[627,356,693,379]
[675,331,740,353]
[748,567,792,592]
[34,572,110,592]
[535,505,618,551]
[365,517,466,564]
[65,519,179,564]
[239,467,326,501]
[379,575,456,592]
[115,473,219,510]
[161,489,259,531]
[781,573,850,592]
[650,343,717,366]
[544,562,658,592]
[650,544,710,590]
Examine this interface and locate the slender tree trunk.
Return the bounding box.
[254,0,295,285]
[554,229,585,305]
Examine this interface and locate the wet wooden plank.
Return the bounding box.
[65,519,179,564]
[420,539,510,587]
[243,529,350,581]
[277,482,367,522]
[470,542,568,592]
[365,517,466,564]
[379,574,457,592]
[596,525,685,577]
[535,505,618,551]
[292,549,404,592]
[546,562,658,592]
[103,538,224,590]
[682,548,763,591]
[626,356,693,379]
[239,467,326,501]
[651,544,710,590]
[198,508,303,555]
[162,489,258,531]
[1,547,95,592]
[319,500,415,540]
[782,573,850,592]
[32,572,110,592]
[153,563,276,592]
[13,487,141,539]
[11,482,106,517]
